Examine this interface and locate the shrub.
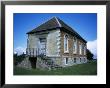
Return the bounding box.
[14,53,25,66]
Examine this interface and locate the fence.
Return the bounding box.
[26,48,45,57]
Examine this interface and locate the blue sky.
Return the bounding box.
[14,13,97,57]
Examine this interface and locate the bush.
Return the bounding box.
[14,53,25,66]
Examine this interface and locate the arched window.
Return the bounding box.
[64,34,69,53]
[73,37,77,54]
[79,43,82,55]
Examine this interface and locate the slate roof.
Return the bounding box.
[27,17,87,43]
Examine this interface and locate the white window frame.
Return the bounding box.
[73,37,77,54]
[64,34,69,53]
[79,43,82,55]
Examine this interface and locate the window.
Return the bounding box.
[39,38,46,42]
[80,58,81,62]
[84,46,86,55]
[79,44,82,55]
[65,58,68,64]
[73,37,77,54]
[64,34,69,53]
[39,38,46,55]
[74,58,76,63]
[84,58,86,62]
[81,44,86,55]
[82,44,84,54]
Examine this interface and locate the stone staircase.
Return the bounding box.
[36,55,61,70]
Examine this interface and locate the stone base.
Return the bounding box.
[17,56,87,70]
[47,56,87,67]
[17,57,32,69]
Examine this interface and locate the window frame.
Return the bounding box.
[64,34,69,53]
[79,43,82,55]
[84,46,86,55]
[73,37,77,54]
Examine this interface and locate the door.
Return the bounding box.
[39,38,46,55]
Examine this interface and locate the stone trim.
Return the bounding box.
[55,17,62,27]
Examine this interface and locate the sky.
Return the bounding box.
[14,13,97,58]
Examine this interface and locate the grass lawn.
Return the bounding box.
[14,60,97,75]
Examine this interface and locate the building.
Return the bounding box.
[24,17,87,69]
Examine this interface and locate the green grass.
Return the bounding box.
[14,60,97,75]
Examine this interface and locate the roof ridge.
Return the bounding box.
[27,17,59,34]
[34,16,61,28]
[54,17,62,27]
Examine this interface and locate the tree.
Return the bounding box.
[86,49,93,60]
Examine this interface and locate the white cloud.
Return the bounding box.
[87,40,97,59]
[14,46,26,55]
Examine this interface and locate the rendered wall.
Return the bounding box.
[28,34,38,49]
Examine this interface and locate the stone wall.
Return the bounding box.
[17,57,32,69]
[46,29,61,56]
[28,33,48,49]
[48,56,62,66]
[17,56,87,69]
[17,57,51,70]
[27,29,61,57]
[60,30,87,58]
[26,29,87,68]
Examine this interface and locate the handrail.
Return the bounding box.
[26,48,46,57]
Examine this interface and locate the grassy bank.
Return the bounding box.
[14,60,97,75]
